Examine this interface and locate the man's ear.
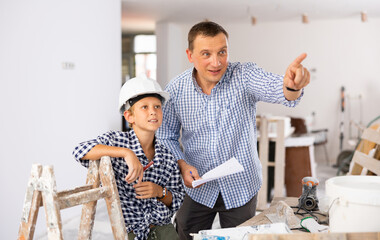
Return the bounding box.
[186,48,193,63]
[124,110,134,125]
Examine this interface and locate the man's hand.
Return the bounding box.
[178,159,201,188]
[133,181,162,199]
[124,151,143,184]
[283,53,310,98]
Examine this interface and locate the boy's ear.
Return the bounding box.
[123,110,134,125]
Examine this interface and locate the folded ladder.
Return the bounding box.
[18,156,126,240]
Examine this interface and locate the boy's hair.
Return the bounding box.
[188,21,229,51]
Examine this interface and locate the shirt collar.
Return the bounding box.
[128,129,145,158]
[127,128,163,163]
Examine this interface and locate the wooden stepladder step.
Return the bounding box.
[18,156,126,240]
[349,126,380,176]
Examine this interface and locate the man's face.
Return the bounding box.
[186,33,229,88]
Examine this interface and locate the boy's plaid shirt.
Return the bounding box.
[73,129,184,240]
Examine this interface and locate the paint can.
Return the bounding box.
[326,176,380,232]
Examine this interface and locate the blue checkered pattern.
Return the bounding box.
[156,62,303,209]
[72,129,185,240]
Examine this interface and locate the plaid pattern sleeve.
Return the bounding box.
[156,71,188,162]
[242,62,304,106]
[153,143,185,212]
[72,130,119,168]
[72,129,184,240]
[157,62,302,210]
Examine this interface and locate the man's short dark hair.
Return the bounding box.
[188,21,229,51]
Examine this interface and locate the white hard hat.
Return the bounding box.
[118,76,170,114]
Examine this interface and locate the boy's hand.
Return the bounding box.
[133,181,162,199]
[124,151,143,184]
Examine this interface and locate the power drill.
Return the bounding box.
[298,176,319,211]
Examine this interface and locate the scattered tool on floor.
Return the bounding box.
[300,216,329,233]
[291,176,327,225]
[298,176,319,211]
[18,156,126,240]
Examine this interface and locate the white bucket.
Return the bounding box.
[326,176,380,232]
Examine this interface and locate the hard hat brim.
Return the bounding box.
[120,90,170,114]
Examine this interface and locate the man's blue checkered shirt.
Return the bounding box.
[73,129,185,240]
[156,62,302,210]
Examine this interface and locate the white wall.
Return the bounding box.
[156,22,190,87]
[156,18,380,164]
[0,0,121,239]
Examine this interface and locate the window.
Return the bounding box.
[121,34,157,81]
[134,35,157,80]
[121,33,157,131]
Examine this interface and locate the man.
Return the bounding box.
[156,21,310,239]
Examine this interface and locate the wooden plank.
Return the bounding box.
[267,162,275,167]
[240,197,328,232]
[99,156,127,239]
[258,116,269,210]
[248,232,380,240]
[18,164,43,240]
[57,187,110,210]
[361,128,380,145]
[35,184,96,208]
[57,184,93,198]
[239,197,297,228]
[40,166,63,240]
[274,119,285,198]
[352,151,380,175]
[350,151,365,175]
[79,160,101,240]
[374,145,380,160]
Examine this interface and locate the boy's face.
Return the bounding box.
[124,96,163,133]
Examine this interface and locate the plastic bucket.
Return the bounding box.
[326,176,380,232]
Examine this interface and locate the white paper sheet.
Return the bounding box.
[192,157,244,188]
[192,223,292,240]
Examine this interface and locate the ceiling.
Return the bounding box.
[121,0,380,32]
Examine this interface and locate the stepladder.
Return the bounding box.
[349,124,380,176]
[18,156,127,240]
[256,116,286,210]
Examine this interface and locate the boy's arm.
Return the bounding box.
[133,155,184,208]
[82,144,144,184]
[133,182,173,207]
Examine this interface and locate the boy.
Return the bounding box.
[73,76,184,240]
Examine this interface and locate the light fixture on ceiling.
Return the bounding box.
[302,14,309,24]
[247,6,257,26]
[251,16,257,25]
[361,11,368,22]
